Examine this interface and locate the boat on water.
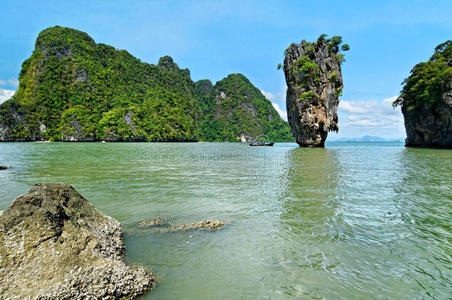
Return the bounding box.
[249,142,274,146]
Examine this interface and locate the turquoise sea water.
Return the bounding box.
[0,142,451,299]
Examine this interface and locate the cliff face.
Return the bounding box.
[402,98,452,147]
[195,74,294,142]
[0,183,155,298]
[394,41,452,148]
[283,36,347,147]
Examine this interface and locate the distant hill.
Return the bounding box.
[0,26,293,142]
[329,135,404,142]
[195,74,293,142]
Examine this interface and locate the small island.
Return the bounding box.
[393,40,452,148]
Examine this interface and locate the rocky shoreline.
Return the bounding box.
[0,183,156,299]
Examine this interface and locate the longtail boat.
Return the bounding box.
[249,142,274,146]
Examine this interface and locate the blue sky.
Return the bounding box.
[0,0,451,138]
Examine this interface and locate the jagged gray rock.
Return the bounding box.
[0,183,155,299]
[283,36,346,147]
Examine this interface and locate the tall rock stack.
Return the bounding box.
[283,35,348,147]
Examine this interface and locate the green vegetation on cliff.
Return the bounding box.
[392,40,451,147]
[0,26,292,142]
[195,74,294,142]
[283,34,348,103]
[4,26,197,141]
[393,40,452,110]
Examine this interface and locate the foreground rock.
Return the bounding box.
[283,35,348,147]
[138,217,168,228]
[165,220,226,232]
[394,40,452,147]
[0,183,155,299]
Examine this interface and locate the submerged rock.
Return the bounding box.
[138,217,168,228]
[0,183,155,299]
[0,165,9,170]
[164,219,226,232]
[283,35,348,147]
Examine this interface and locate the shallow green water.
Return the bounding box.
[0,142,451,299]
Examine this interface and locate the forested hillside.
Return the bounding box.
[0,26,293,142]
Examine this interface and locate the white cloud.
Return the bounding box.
[261,89,288,121]
[336,96,405,138]
[272,102,287,121]
[260,90,275,100]
[340,100,376,114]
[340,96,400,117]
[0,89,16,104]
[0,78,19,87]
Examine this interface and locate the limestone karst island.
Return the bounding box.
[0,1,451,299]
